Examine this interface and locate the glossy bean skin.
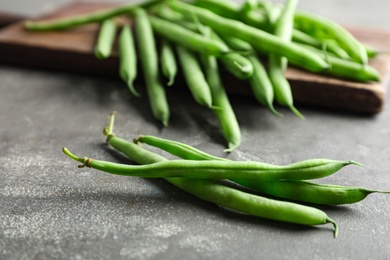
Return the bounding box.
[134,135,229,161]
[268,0,304,119]
[292,29,350,60]
[235,179,390,205]
[210,31,254,79]
[64,148,359,181]
[149,15,230,57]
[247,55,281,116]
[134,8,170,126]
[160,39,178,86]
[24,0,160,31]
[155,8,254,79]
[201,48,241,152]
[169,1,329,72]
[100,117,338,236]
[118,24,140,97]
[94,19,116,60]
[295,43,380,82]
[175,45,213,107]
[294,11,368,65]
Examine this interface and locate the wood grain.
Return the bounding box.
[0,2,389,114]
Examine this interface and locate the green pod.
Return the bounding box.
[294,11,368,65]
[134,8,170,126]
[201,51,241,152]
[247,55,281,116]
[176,45,213,108]
[135,135,229,161]
[235,179,390,205]
[210,32,254,79]
[149,15,229,57]
[118,24,140,97]
[160,39,178,86]
[24,0,161,31]
[168,1,329,73]
[64,148,360,181]
[94,19,116,59]
[102,133,338,237]
[295,43,380,82]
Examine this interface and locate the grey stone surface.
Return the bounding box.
[1,1,390,260]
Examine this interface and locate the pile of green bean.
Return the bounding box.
[63,112,390,238]
[25,0,381,151]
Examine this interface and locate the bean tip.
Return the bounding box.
[349,160,364,167]
[327,218,339,238]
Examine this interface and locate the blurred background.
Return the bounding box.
[0,0,390,28]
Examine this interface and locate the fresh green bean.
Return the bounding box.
[134,135,229,161]
[248,55,281,116]
[134,8,170,126]
[217,34,254,53]
[192,0,241,20]
[63,147,360,181]
[292,29,350,60]
[149,15,230,57]
[201,44,241,152]
[94,19,116,60]
[118,24,140,97]
[175,45,213,108]
[155,9,254,79]
[209,31,254,79]
[99,114,339,237]
[133,133,386,206]
[24,0,161,31]
[296,43,380,82]
[268,0,304,119]
[294,11,368,65]
[235,179,390,205]
[168,1,329,72]
[160,39,177,86]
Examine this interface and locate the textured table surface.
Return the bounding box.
[1,1,390,260]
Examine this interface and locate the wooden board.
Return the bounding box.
[0,2,389,114]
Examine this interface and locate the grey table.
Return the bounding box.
[1,1,390,259]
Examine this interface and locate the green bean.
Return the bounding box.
[134,8,170,126]
[155,9,254,79]
[294,11,368,65]
[63,147,360,181]
[94,19,116,60]
[134,135,229,161]
[24,0,161,31]
[160,39,177,86]
[133,133,387,207]
[295,43,380,82]
[100,115,339,237]
[240,0,258,14]
[235,179,390,205]
[175,45,213,108]
[248,55,281,116]
[118,24,140,97]
[201,45,241,152]
[292,29,350,60]
[268,0,304,119]
[149,15,229,57]
[209,31,254,79]
[217,34,254,53]
[168,1,329,72]
[133,134,388,207]
[192,0,241,20]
